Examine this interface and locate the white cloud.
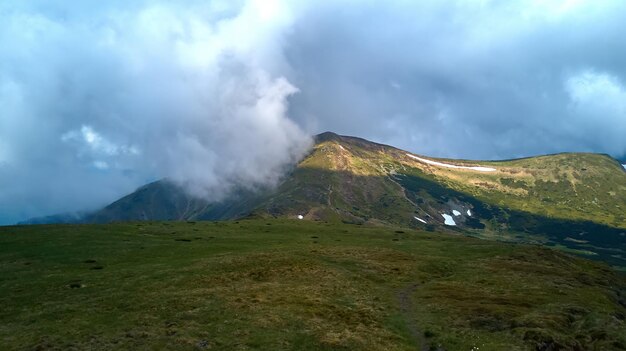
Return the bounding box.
[61,126,127,156]
[0,0,311,224]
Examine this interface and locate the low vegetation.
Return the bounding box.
[1,220,625,350]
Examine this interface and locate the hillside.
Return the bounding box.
[84,132,626,228]
[255,133,626,268]
[82,181,266,224]
[33,132,626,268]
[264,132,626,228]
[1,220,625,350]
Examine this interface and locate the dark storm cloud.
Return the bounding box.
[285,0,626,159]
[2,0,626,224]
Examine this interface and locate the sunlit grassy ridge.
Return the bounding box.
[296,133,626,228]
[253,133,626,268]
[404,152,626,228]
[1,220,625,350]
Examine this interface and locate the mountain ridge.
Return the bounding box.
[19,132,626,267]
[26,132,626,228]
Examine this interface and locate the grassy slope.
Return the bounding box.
[1,220,625,351]
[86,181,211,222]
[258,139,415,225]
[79,132,626,231]
[408,153,626,228]
[85,181,269,224]
[313,133,626,229]
[252,135,626,268]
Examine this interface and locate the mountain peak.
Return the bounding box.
[314,131,341,143]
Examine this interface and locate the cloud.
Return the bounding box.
[2,0,626,224]
[284,0,626,159]
[0,0,311,224]
[564,70,626,154]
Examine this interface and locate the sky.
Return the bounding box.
[1,0,626,224]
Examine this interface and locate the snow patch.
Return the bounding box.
[406,153,496,172]
[466,209,472,216]
[297,215,304,220]
[622,164,626,170]
[441,213,456,226]
[452,210,461,216]
[339,145,346,151]
[414,216,427,224]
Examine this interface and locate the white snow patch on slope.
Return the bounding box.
[441,213,456,226]
[297,215,304,220]
[339,145,346,151]
[452,210,461,216]
[406,154,496,172]
[467,209,472,216]
[622,164,626,170]
[414,216,427,224]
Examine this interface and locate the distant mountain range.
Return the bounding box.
[21,132,626,267]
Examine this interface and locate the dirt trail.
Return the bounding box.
[397,282,436,351]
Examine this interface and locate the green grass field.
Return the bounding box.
[1,220,625,350]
